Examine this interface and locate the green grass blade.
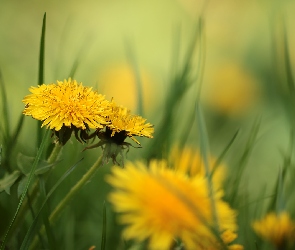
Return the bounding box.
[230,118,261,203]
[178,105,196,149]
[26,193,46,248]
[276,167,284,213]
[124,41,144,116]
[39,176,57,250]
[0,69,10,142]
[38,13,46,86]
[0,129,50,250]
[69,37,92,79]
[145,19,204,159]
[101,200,107,250]
[211,129,240,176]
[282,23,295,98]
[37,12,46,148]
[196,103,219,230]
[20,157,83,250]
[4,114,24,171]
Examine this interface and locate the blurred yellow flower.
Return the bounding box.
[98,64,155,112]
[23,78,111,131]
[203,63,259,116]
[252,211,295,248]
[106,160,241,249]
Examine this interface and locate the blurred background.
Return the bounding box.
[1,0,295,249]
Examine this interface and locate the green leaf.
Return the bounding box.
[17,176,29,198]
[17,154,35,175]
[0,170,21,194]
[17,153,60,176]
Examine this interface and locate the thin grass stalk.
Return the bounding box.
[29,155,103,249]
[196,104,220,234]
[20,158,83,250]
[101,200,107,250]
[9,142,62,237]
[0,69,10,143]
[0,130,50,250]
[125,40,144,116]
[37,12,46,148]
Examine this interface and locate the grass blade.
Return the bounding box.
[211,129,240,176]
[0,69,10,142]
[0,129,50,250]
[20,157,83,250]
[196,103,219,229]
[124,40,144,116]
[69,37,93,79]
[101,201,107,250]
[4,114,24,172]
[145,19,204,159]
[37,12,46,148]
[229,118,261,203]
[39,176,57,250]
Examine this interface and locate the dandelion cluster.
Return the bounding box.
[106,153,243,249]
[22,78,154,159]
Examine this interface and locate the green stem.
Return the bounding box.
[47,143,63,164]
[9,143,62,238]
[30,155,103,249]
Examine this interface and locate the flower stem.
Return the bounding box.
[47,143,63,164]
[29,155,103,249]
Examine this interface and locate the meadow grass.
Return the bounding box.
[1,5,295,250]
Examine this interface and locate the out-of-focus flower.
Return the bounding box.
[252,211,295,249]
[22,78,111,144]
[84,102,154,165]
[203,63,259,117]
[106,160,242,249]
[98,64,155,113]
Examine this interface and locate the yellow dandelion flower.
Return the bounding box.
[23,79,111,144]
[106,103,154,145]
[252,211,295,248]
[98,63,156,112]
[106,160,239,249]
[84,102,154,165]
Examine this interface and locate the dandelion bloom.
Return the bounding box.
[22,78,111,131]
[83,102,154,165]
[252,211,295,248]
[106,160,242,249]
[106,103,154,145]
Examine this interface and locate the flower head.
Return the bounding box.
[106,103,154,145]
[22,78,111,144]
[106,160,241,249]
[252,211,295,248]
[84,102,154,165]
